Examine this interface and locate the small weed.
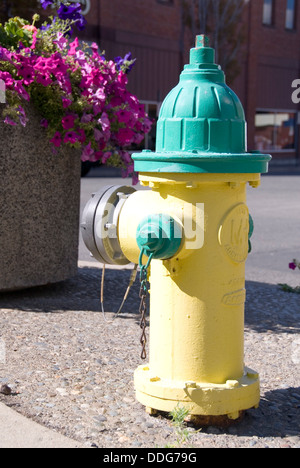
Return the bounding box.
[164,404,199,448]
[278,283,300,294]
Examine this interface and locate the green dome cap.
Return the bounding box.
[133,35,271,174]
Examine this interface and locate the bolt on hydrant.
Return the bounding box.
[81,36,271,425]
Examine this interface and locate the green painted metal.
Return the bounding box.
[136,214,182,260]
[133,35,271,174]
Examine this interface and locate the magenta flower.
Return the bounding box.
[68,38,79,56]
[62,98,72,109]
[14,82,30,101]
[77,128,86,143]
[81,142,94,161]
[289,262,297,270]
[50,132,62,147]
[62,115,76,130]
[35,57,51,72]
[116,127,135,146]
[64,131,80,144]
[116,108,134,125]
[17,65,35,85]
[101,152,112,164]
[36,73,52,86]
[4,116,17,126]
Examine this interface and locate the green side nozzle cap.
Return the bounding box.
[136,214,182,260]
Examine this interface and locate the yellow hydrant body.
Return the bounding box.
[118,173,261,419]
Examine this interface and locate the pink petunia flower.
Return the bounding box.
[62,115,76,130]
[15,82,30,101]
[101,151,112,164]
[17,106,28,127]
[22,25,37,33]
[68,37,79,56]
[17,65,35,85]
[115,127,135,146]
[54,33,68,51]
[94,128,103,142]
[77,128,86,143]
[4,116,17,126]
[30,31,38,50]
[35,57,51,72]
[81,142,94,161]
[98,112,110,132]
[36,73,52,86]
[50,131,62,147]
[62,98,72,108]
[64,131,80,144]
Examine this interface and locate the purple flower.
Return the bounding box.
[57,2,81,19]
[57,2,87,32]
[75,15,87,31]
[40,0,54,9]
[289,262,297,270]
[114,53,136,74]
[81,142,95,161]
[40,119,49,128]
[17,106,28,127]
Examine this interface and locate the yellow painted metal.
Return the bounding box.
[118,172,261,418]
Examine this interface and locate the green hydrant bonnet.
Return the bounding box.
[133,35,271,174]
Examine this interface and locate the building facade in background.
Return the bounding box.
[78,0,300,166]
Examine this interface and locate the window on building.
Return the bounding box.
[286,0,296,29]
[255,111,297,152]
[263,0,274,25]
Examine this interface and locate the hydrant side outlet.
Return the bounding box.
[136,214,183,260]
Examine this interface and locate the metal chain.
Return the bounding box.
[138,249,153,360]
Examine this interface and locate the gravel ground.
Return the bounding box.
[0,264,299,449]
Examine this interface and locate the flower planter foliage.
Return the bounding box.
[0,0,152,180]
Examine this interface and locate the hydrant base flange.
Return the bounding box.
[134,366,259,419]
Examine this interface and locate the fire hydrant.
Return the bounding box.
[81,36,271,424]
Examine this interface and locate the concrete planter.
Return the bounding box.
[0,106,81,291]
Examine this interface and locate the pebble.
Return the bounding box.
[0,269,299,448]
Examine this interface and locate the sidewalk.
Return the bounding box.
[0,402,83,448]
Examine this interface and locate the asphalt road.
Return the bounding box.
[79,169,300,288]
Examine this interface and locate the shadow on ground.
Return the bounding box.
[0,267,141,315]
[195,386,300,439]
[0,268,299,334]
